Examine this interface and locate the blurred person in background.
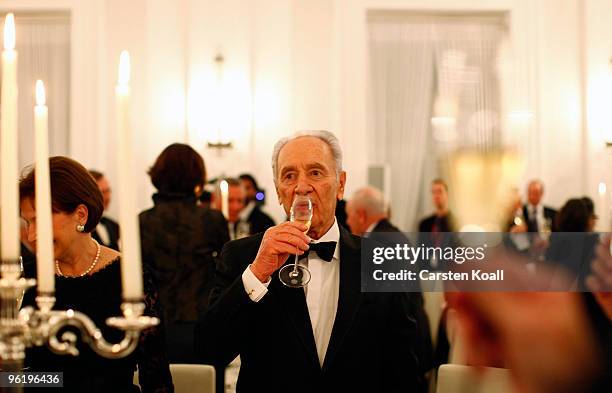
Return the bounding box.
[345,186,397,236]
[346,186,433,390]
[211,178,251,240]
[546,198,598,290]
[139,143,229,363]
[418,178,453,233]
[89,170,120,251]
[238,173,276,235]
[211,178,250,240]
[523,179,557,233]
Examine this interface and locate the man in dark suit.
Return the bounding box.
[522,179,557,232]
[346,186,434,387]
[239,173,276,235]
[417,179,455,274]
[197,131,422,393]
[89,170,120,251]
[418,178,453,233]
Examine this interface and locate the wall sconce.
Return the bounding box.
[207,53,233,151]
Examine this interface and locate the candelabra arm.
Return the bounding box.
[25,300,158,360]
[45,309,141,358]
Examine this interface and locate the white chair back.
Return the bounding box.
[436,364,512,393]
[134,363,215,393]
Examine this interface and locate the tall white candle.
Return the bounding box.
[598,182,608,232]
[115,51,143,299]
[220,180,229,219]
[34,80,54,293]
[1,14,20,262]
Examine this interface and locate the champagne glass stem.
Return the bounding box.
[291,246,299,275]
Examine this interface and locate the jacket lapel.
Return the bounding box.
[322,226,362,371]
[269,262,320,368]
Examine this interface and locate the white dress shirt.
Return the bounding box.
[362,220,380,238]
[242,219,341,366]
[239,201,256,221]
[527,204,546,232]
[95,221,111,245]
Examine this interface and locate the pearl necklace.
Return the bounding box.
[56,239,101,278]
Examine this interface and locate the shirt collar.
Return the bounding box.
[364,220,380,237]
[312,218,340,260]
[239,201,256,221]
[529,204,542,215]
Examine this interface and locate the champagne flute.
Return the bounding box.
[278,195,313,287]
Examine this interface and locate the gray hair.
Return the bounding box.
[527,179,544,191]
[350,186,388,215]
[271,130,343,182]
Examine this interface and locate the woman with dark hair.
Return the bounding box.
[581,196,598,232]
[556,198,591,232]
[20,156,173,393]
[139,143,229,363]
[546,197,599,290]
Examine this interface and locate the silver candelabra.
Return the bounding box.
[0,260,158,364]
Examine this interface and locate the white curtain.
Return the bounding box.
[431,18,505,152]
[0,13,71,173]
[368,19,435,231]
[367,14,505,231]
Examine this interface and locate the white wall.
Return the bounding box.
[3,0,612,227]
[321,0,612,228]
[530,0,583,207]
[583,0,612,230]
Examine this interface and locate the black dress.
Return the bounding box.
[21,258,173,393]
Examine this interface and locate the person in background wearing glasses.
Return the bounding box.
[196,130,423,393]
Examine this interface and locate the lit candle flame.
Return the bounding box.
[220,179,229,193]
[599,182,606,195]
[118,50,130,86]
[4,13,15,50]
[36,80,46,106]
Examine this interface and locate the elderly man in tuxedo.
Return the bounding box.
[196,131,422,393]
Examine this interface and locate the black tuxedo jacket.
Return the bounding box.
[246,205,275,235]
[195,225,422,393]
[372,219,433,377]
[373,218,401,233]
[417,214,453,233]
[92,216,120,251]
[522,204,557,232]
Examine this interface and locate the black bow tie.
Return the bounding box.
[301,241,337,262]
